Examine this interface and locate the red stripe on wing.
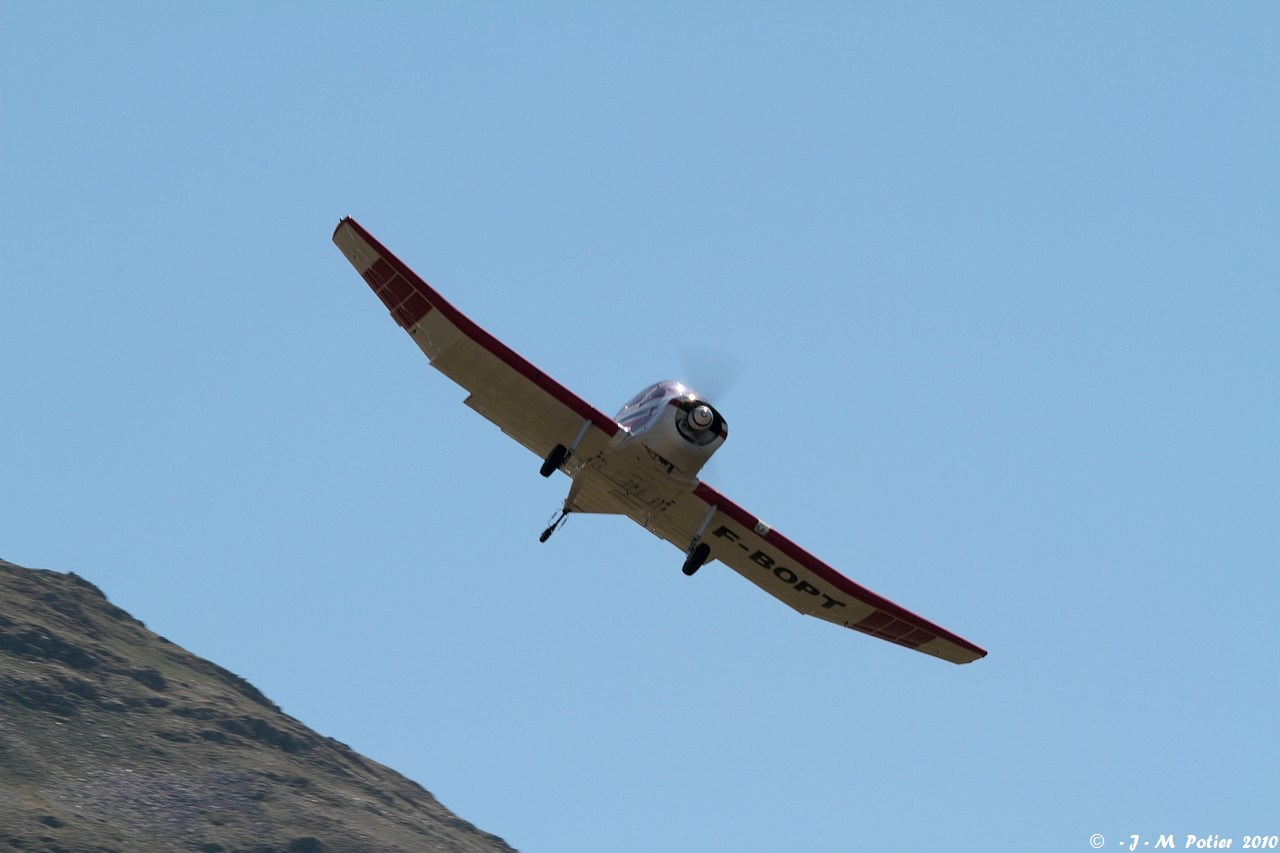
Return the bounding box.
[336,217,619,438]
[693,481,987,660]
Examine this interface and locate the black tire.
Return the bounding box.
[540,444,568,478]
[682,542,711,576]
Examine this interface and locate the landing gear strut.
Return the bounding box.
[539,507,570,543]
[539,420,594,478]
[681,502,719,576]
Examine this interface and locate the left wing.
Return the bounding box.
[332,217,619,467]
[648,482,988,664]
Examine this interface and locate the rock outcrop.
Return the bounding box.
[0,558,516,852]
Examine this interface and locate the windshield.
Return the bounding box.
[615,380,693,418]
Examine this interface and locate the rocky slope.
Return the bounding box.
[0,558,516,852]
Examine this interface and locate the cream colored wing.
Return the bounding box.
[651,482,988,664]
[333,217,619,468]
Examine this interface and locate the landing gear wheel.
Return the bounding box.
[540,444,569,478]
[682,542,711,576]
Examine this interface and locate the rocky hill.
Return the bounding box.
[0,558,516,852]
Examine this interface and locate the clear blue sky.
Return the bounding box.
[3,4,1277,851]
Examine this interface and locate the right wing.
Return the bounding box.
[332,217,619,468]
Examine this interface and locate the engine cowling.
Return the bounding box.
[674,397,726,447]
[617,381,729,478]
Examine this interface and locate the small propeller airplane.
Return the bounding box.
[333,218,987,664]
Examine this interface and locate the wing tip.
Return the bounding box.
[936,642,988,665]
[333,215,357,241]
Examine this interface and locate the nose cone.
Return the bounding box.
[690,404,715,430]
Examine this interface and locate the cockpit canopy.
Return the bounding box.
[615,380,700,418]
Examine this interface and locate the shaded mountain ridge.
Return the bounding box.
[0,557,516,852]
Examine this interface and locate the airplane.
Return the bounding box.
[332,217,987,665]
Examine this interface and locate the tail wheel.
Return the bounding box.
[682,542,711,576]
